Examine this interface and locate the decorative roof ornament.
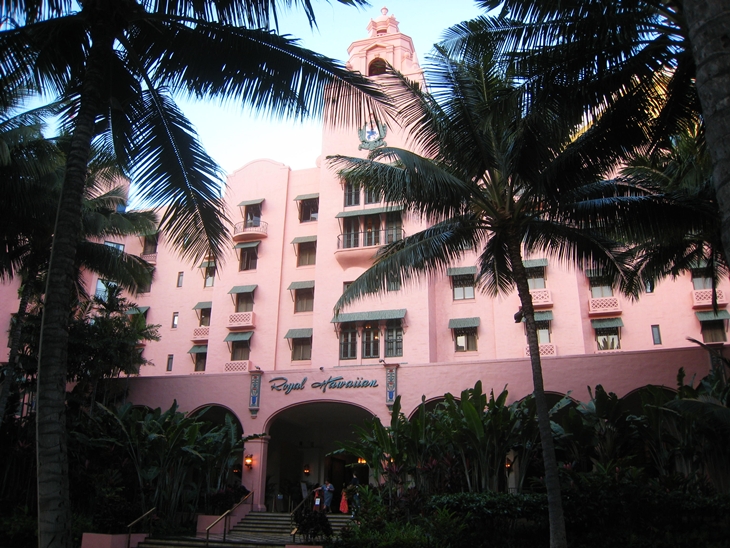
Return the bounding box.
[358,118,388,150]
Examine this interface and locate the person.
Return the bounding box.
[322,479,334,513]
[339,483,349,514]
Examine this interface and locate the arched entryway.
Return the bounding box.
[264,401,373,512]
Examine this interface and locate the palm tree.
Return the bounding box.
[0,3,388,546]
[457,0,730,289]
[329,48,626,548]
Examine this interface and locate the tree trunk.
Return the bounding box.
[506,232,567,548]
[684,0,730,264]
[0,264,39,422]
[36,30,112,548]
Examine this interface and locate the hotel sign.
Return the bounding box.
[269,375,379,395]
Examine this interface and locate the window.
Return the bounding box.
[692,269,713,290]
[385,212,402,244]
[194,352,207,372]
[231,340,250,361]
[596,328,620,350]
[368,58,387,76]
[171,312,179,328]
[138,278,151,293]
[236,293,253,312]
[343,281,353,292]
[295,288,314,313]
[204,265,215,287]
[701,320,726,343]
[177,272,184,287]
[645,280,655,293]
[95,279,116,301]
[452,275,475,300]
[362,323,380,359]
[364,187,381,204]
[527,267,546,290]
[344,181,360,206]
[105,241,124,252]
[535,321,551,344]
[297,241,317,266]
[455,328,477,352]
[292,337,312,361]
[239,248,258,271]
[342,218,359,249]
[299,198,319,222]
[651,325,662,345]
[363,215,380,247]
[590,278,613,298]
[199,308,211,327]
[245,204,261,228]
[387,276,401,292]
[142,234,158,255]
[166,354,174,371]
[385,320,403,357]
[339,323,357,360]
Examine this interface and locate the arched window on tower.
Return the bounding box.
[368,58,387,76]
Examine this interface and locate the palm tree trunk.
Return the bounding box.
[0,264,38,422]
[506,232,567,548]
[684,0,730,264]
[36,29,113,548]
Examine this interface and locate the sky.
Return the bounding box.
[178,1,484,177]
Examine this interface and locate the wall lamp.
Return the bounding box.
[303,464,311,476]
[357,457,367,465]
[244,454,253,470]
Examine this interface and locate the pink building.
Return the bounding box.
[1,8,726,511]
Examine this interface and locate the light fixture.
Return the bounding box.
[505,458,513,471]
[303,464,310,475]
[244,454,253,469]
[357,457,367,465]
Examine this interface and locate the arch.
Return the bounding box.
[406,396,455,419]
[620,384,677,415]
[368,58,387,76]
[190,403,244,436]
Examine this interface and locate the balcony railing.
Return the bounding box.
[141,252,157,264]
[588,296,621,316]
[224,360,250,372]
[228,312,255,329]
[233,219,268,241]
[337,228,404,250]
[525,343,557,357]
[530,288,553,308]
[192,326,209,340]
[692,289,728,309]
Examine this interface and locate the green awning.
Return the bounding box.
[332,309,406,323]
[448,317,481,329]
[193,301,212,310]
[523,258,548,268]
[199,260,215,268]
[291,235,317,244]
[335,204,404,218]
[125,306,149,315]
[696,310,730,322]
[447,266,477,276]
[188,345,208,354]
[234,241,260,250]
[287,280,315,290]
[284,328,313,339]
[228,285,257,295]
[237,198,264,207]
[224,331,253,342]
[294,193,319,201]
[522,311,553,322]
[690,259,709,269]
[591,318,624,328]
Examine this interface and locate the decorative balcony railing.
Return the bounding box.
[228,312,255,329]
[192,326,209,340]
[530,288,553,308]
[588,296,621,316]
[692,289,728,309]
[140,252,157,264]
[337,228,405,250]
[224,360,250,372]
[233,220,268,241]
[524,343,557,357]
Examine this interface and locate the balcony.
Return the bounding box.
[228,311,255,330]
[692,289,728,309]
[140,252,157,264]
[233,220,268,242]
[524,343,557,357]
[335,228,404,268]
[191,326,209,341]
[588,296,621,316]
[224,360,250,372]
[530,288,553,308]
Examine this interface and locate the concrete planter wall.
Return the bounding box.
[80,533,148,548]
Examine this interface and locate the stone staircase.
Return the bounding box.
[137,512,354,548]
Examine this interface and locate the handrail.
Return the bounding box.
[205,491,254,548]
[126,507,156,548]
[289,489,316,543]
